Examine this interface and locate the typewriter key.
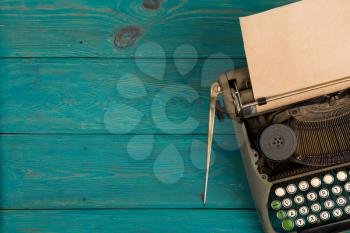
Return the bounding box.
[258,124,297,161]
[294,195,304,205]
[298,181,309,191]
[295,218,305,227]
[271,200,282,210]
[333,208,343,218]
[323,174,334,185]
[307,192,317,201]
[337,171,347,181]
[345,205,350,214]
[337,171,348,181]
[311,203,321,212]
[311,177,321,188]
[299,206,309,216]
[319,189,329,198]
[344,182,350,192]
[281,219,294,231]
[286,184,297,194]
[282,198,293,208]
[277,210,287,219]
[331,185,342,195]
[287,209,297,218]
[320,211,330,221]
[307,214,317,223]
[324,200,335,209]
[275,187,286,197]
[336,196,346,206]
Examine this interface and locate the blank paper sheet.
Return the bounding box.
[239,0,350,112]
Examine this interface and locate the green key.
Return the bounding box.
[271,200,282,210]
[277,210,287,220]
[282,219,294,231]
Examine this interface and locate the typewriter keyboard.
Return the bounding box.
[268,166,350,232]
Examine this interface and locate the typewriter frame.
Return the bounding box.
[205,68,350,233]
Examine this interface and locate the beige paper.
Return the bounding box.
[239,0,350,112]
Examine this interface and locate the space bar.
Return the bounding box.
[300,219,350,233]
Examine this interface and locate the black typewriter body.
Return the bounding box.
[206,68,350,233]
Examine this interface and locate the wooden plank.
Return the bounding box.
[0,58,246,134]
[0,209,263,233]
[0,0,296,58]
[0,134,253,209]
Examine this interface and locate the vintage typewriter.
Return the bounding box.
[203,68,350,233]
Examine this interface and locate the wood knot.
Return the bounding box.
[142,0,161,10]
[114,26,141,48]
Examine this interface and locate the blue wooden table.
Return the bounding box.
[0,1,296,232]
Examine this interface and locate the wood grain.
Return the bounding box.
[0,1,303,232]
[1,209,263,233]
[0,0,296,58]
[0,58,246,134]
[0,134,253,209]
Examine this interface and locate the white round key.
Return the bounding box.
[319,189,329,198]
[333,208,343,218]
[345,205,350,214]
[344,182,350,192]
[324,200,335,209]
[336,196,346,206]
[282,198,292,208]
[311,203,321,212]
[311,177,321,188]
[320,211,330,221]
[299,181,309,191]
[307,214,317,223]
[337,171,347,181]
[299,206,309,215]
[286,184,297,194]
[275,187,286,197]
[307,192,317,201]
[295,218,305,227]
[323,174,334,184]
[332,185,342,195]
[294,195,304,205]
[287,209,297,218]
